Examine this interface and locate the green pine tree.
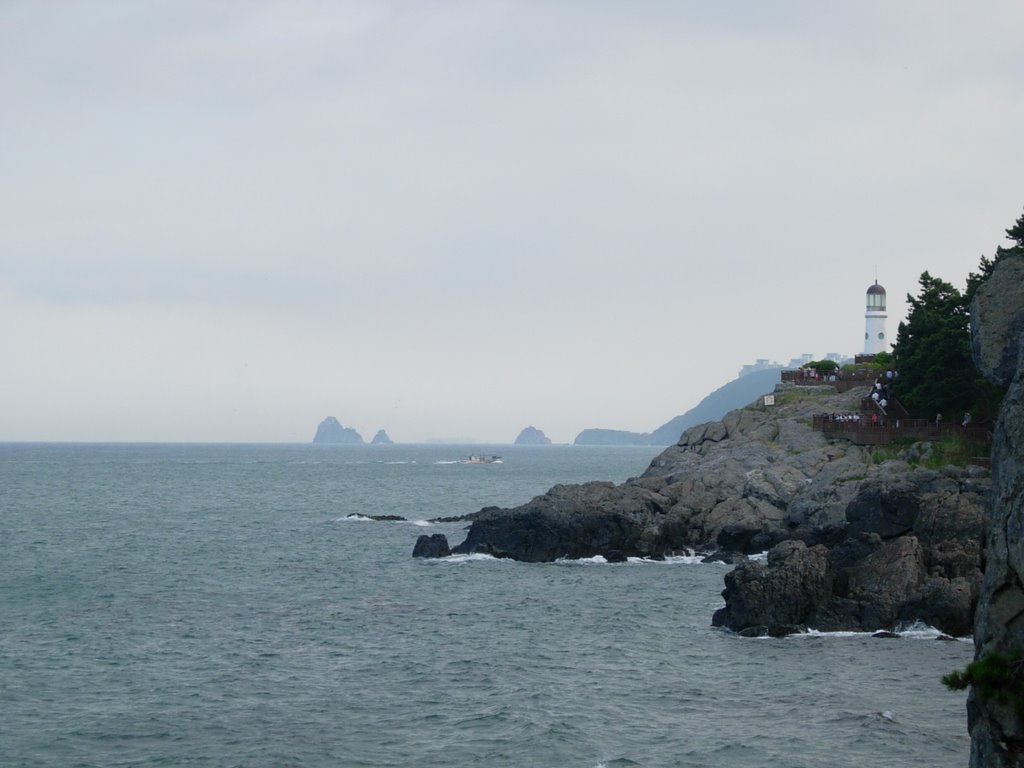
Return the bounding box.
[893,207,1021,421]
[893,273,975,418]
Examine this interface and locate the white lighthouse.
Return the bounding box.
[864,281,888,354]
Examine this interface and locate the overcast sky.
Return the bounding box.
[2,1,1021,443]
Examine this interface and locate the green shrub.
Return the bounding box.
[944,651,1024,718]
[921,436,983,469]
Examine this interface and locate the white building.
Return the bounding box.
[864,281,888,354]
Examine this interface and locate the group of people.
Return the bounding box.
[822,412,893,427]
[824,413,863,423]
[870,372,896,413]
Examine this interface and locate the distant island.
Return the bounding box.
[574,367,783,446]
[312,417,365,445]
[514,426,551,445]
[307,367,780,448]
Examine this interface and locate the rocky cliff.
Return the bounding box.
[416,383,990,636]
[965,254,1024,767]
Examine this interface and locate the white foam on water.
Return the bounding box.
[408,519,433,527]
[789,629,868,640]
[547,553,729,566]
[337,514,374,522]
[894,620,972,642]
[785,623,971,642]
[749,551,769,562]
[627,555,707,565]
[434,552,504,564]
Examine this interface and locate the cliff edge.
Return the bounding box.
[966,254,1024,767]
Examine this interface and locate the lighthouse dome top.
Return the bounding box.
[866,281,886,295]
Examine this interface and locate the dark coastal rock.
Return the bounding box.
[450,481,675,562]
[370,430,394,445]
[701,551,749,565]
[412,534,451,558]
[428,513,477,523]
[713,468,987,637]
[712,541,832,635]
[436,387,873,562]
[313,417,365,445]
[965,254,1024,767]
[420,372,989,636]
[514,426,552,445]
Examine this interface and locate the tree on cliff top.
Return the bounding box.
[966,206,1024,302]
[893,272,976,419]
[1000,207,1024,255]
[893,207,1021,420]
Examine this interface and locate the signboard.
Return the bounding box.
[763,395,776,406]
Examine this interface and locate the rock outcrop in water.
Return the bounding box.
[412,533,452,558]
[312,417,365,445]
[964,254,1024,767]
[514,426,552,445]
[415,383,991,636]
[371,429,394,445]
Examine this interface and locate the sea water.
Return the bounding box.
[0,443,973,767]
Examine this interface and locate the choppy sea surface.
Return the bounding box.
[1,443,973,767]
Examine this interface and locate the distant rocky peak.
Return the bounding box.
[514,426,552,445]
[371,429,394,445]
[312,417,365,445]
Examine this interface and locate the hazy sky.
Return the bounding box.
[2,1,1022,443]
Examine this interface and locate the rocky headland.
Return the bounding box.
[415,383,991,637]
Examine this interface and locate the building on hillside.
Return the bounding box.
[738,358,782,377]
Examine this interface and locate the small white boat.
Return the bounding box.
[462,454,503,464]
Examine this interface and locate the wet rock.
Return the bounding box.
[412,534,451,558]
[701,551,748,565]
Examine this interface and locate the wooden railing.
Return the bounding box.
[781,369,879,393]
[812,414,992,448]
